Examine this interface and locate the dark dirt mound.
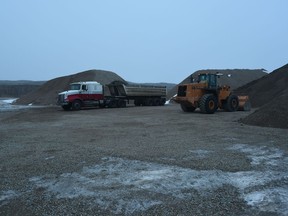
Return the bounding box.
[167,69,266,99]
[239,64,288,129]
[15,70,125,105]
[240,89,288,129]
[235,64,288,108]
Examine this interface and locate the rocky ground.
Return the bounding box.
[1,105,288,215]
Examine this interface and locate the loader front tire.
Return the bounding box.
[199,94,218,114]
[224,95,239,112]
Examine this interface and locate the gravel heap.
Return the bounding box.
[238,64,288,129]
[15,70,125,105]
[167,69,266,99]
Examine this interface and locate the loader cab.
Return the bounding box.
[198,74,217,89]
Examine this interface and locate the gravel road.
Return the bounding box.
[1,104,287,215]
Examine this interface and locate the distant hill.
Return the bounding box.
[0,81,45,98]
[167,69,267,99]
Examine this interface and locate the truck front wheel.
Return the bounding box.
[62,104,71,111]
[72,100,82,110]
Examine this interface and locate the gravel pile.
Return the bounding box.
[238,64,288,129]
[235,64,288,108]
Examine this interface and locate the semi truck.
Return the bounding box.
[57,81,167,110]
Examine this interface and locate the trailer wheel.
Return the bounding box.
[199,94,218,114]
[224,95,239,112]
[134,99,141,106]
[144,99,153,106]
[160,98,166,106]
[153,99,160,106]
[72,100,82,111]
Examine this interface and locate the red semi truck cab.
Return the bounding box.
[58,81,104,110]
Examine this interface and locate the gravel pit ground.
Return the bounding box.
[0,104,287,215]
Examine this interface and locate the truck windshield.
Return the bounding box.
[70,84,81,90]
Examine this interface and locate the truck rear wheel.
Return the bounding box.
[199,94,218,114]
[118,100,126,108]
[72,100,82,111]
[108,100,117,108]
[181,104,196,112]
[224,95,239,112]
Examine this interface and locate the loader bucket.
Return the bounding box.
[237,96,251,111]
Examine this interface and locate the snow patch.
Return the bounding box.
[245,187,288,215]
[2,98,17,104]
[0,190,19,207]
[189,149,212,158]
[29,149,288,215]
[227,144,284,166]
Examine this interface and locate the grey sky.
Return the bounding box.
[1,0,287,83]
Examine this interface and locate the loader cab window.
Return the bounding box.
[208,75,217,89]
[198,74,207,82]
[70,84,81,90]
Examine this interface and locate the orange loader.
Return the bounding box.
[173,73,251,114]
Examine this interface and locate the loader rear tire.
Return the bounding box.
[181,104,196,112]
[199,94,218,114]
[224,95,239,112]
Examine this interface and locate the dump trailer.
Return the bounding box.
[173,73,251,114]
[57,81,166,110]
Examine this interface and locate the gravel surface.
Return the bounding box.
[0,105,288,215]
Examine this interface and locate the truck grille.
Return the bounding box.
[177,86,187,97]
[58,94,65,104]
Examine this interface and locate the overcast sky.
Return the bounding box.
[1,1,287,83]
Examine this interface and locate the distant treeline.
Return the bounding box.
[0,81,45,97]
[0,80,45,85]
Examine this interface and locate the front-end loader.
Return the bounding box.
[173,73,251,114]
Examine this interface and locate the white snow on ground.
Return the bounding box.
[1,98,17,104]
[227,144,285,166]
[26,144,288,215]
[0,190,19,207]
[0,98,30,111]
[244,187,288,215]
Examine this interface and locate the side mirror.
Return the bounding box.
[82,85,87,91]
